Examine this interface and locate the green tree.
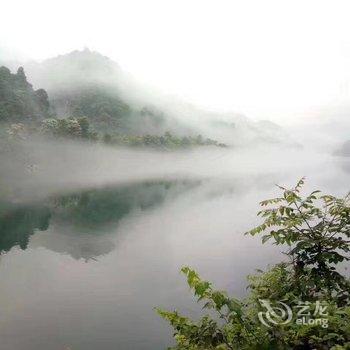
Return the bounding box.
[0,66,50,121]
[157,180,350,350]
[247,178,350,303]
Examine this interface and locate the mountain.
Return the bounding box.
[5,48,292,146]
[23,49,178,133]
[151,101,297,147]
[23,49,208,135]
[23,49,130,130]
[0,66,50,122]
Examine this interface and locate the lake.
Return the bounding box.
[0,146,349,350]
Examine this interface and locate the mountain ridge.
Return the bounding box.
[1,48,296,147]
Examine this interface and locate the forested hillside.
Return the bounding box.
[0,66,50,122]
[24,49,174,133]
[22,49,294,146]
[0,63,225,150]
[0,49,298,149]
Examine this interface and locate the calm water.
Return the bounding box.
[0,150,349,350]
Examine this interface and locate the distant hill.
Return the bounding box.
[153,101,298,147]
[23,49,131,130]
[5,48,294,147]
[0,66,50,122]
[24,49,178,133]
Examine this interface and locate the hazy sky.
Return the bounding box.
[2,0,350,122]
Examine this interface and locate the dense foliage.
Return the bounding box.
[0,62,224,149]
[24,50,172,133]
[0,66,50,121]
[102,131,226,149]
[6,117,226,149]
[39,116,98,140]
[52,87,132,130]
[0,63,225,150]
[157,179,350,349]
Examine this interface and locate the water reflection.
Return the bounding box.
[0,153,348,350]
[30,228,116,262]
[0,180,196,259]
[0,203,51,253]
[52,180,195,230]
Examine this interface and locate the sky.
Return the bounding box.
[2,0,350,123]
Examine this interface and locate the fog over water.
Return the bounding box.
[1,137,347,201]
[0,136,349,349]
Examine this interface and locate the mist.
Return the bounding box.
[0,134,349,349]
[1,136,348,203]
[1,2,350,348]
[3,1,350,124]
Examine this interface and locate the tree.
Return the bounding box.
[157,180,350,350]
[0,65,50,121]
[40,118,59,136]
[40,117,83,139]
[247,178,350,302]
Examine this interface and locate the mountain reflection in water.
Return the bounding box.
[0,203,51,253]
[0,180,196,259]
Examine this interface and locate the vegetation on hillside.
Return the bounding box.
[24,49,169,133]
[157,179,350,349]
[51,86,132,130]
[22,49,296,146]
[102,130,226,149]
[0,66,50,122]
[0,63,225,150]
[6,117,226,149]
